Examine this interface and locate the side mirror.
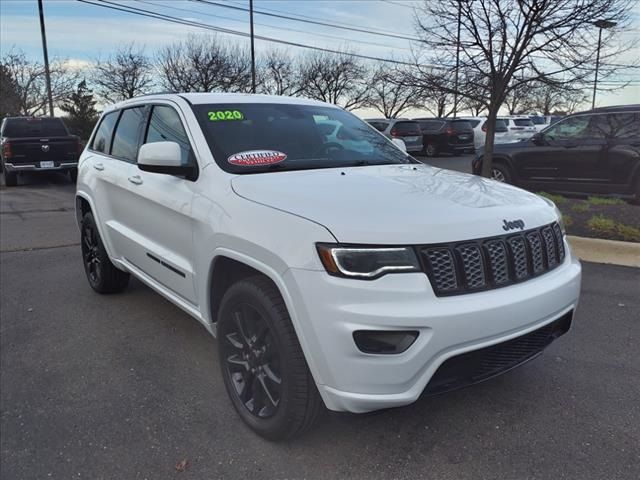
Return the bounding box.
[531,133,544,145]
[391,138,407,153]
[137,141,195,178]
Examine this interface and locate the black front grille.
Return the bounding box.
[424,310,573,395]
[420,222,565,297]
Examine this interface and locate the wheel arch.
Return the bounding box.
[207,250,292,331]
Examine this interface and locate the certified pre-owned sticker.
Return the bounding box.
[228,150,287,166]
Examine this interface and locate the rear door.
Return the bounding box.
[516,114,605,192]
[121,103,198,304]
[595,112,640,194]
[84,110,137,259]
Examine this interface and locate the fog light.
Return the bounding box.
[353,330,419,354]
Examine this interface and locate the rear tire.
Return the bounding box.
[424,143,438,157]
[491,163,512,184]
[218,276,323,440]
[3,170,17,187]
[630,176,640,205]
[81,211,130,293]
[69,168,78,183]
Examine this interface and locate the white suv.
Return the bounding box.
[76,93,582,440]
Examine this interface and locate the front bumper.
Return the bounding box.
[284,244,581,413]
[3,162,78,173]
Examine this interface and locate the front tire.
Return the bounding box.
[81,211,130,293]
[218,276,322,440]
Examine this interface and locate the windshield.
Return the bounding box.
[192,103,411,173]
[1,117,68,137]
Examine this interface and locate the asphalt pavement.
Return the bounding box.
[1,167,639,480]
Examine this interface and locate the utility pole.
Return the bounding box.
[452,0,461,118]
[37,0,54,117]
[592,19,617,110]
[249,0,256,93]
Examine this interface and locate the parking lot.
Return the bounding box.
[1,163,639,479]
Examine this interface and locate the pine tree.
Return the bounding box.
[60,80,99,140]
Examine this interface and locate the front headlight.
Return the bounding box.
[539,195,566,235]
[316,244,421,279]
[555,205,566,235]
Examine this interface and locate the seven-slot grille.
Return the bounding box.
[421,222,565,296]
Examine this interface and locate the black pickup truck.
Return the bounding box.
[0,117,82,187]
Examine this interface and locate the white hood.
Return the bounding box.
[231,164,556,244]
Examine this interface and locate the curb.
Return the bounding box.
[567,235,640,268]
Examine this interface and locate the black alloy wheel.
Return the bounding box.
[80,211,130,293]
[221,303,282,419]
[217,277,322,440]
[82,218,103,287]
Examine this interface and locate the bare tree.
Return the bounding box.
[504,79,536,115]
[298,51,370,110]
[367,65,425,118]
[92,44,153,103]
[259,50,302,96]
[1,49,78,116]
[414,0,634,177]
[0,63,21,117]
[528,81,588,115]
[158,35,253,93]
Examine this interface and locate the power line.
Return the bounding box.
[136,0,411,51]
[192,0,422,42]
[76,0,417,66]
[225,0,417,39]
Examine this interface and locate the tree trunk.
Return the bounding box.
[481,106,499,178]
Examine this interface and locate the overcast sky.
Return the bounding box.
[1,0,638,116]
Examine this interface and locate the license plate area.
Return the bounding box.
[40,161,55,168]
[403,136,419,142]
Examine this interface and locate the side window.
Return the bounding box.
[544,115,591,140]
[111,107,146,162]
[609,113,640,140]
[91,111,119,154]
[145,105,194,165]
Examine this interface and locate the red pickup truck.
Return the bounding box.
[0,117,82,187]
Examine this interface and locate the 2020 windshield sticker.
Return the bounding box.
[208,110,244,121]
[228,150,287,167]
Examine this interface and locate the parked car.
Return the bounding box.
[529,115,563,132]
[498,116,537,141]
[413,118,475,156]
[460,116,513,150]
[0,116,82,186]
[77,93,581,440]
[473,105,640,202]
[364,118,423,153]
[316,119,375,154]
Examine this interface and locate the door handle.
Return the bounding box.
[93,163,104,171]
[128,175,143,185]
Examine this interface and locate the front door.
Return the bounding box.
[516,114,605,193]
[121,104,199,305]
